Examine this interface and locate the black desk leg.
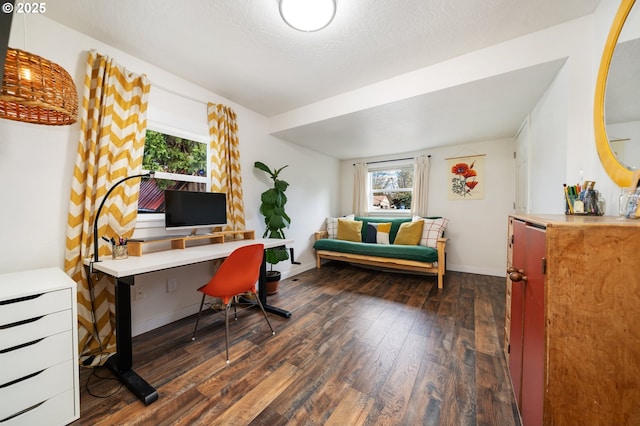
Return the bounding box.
[259,251,292,318]
[105,276,159,405]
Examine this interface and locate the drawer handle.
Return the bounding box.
[0,293,43,306]
[0,337,44,354]
[0,369,44,389]
[0,400,46,423]
[0,315,44,330]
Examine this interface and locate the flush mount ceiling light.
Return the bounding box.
[0,48,78,125]
[279,0,337,32]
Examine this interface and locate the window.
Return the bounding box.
[368,163,413,212]
[138,128,209,214]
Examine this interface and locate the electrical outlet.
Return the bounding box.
[167,278,178,292]
[135,286,144,300]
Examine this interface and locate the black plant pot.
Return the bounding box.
[266,270,281,295]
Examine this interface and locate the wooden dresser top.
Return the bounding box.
[510,214,640,228]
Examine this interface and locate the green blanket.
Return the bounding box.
[313,238,438,263]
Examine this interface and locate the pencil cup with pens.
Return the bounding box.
[112,237,128,259]
[564,181,605,215]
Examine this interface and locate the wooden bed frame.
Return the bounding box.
[314,231,447,289]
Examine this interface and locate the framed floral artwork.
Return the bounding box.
[447,154,484,200]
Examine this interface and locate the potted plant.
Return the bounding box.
[254,161,291,294]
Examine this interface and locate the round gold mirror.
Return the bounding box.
[594,0,637,188]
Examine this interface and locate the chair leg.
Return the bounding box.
[254,295,276,336]
[233,296,238,320]
[192,293,206,340]
[224,303,231,363]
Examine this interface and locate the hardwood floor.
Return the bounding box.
[72,263,521,426]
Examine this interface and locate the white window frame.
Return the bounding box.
[136,122,210,229]
[367,160,414,216]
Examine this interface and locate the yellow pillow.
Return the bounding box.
[337,219,363,242]
[394,220,424,245]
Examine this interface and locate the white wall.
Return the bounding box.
[340,137,515,277]
[0,15,339,335]
[528,62,569,214]
[428,140,514,276]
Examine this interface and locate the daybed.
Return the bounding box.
[313,216,448,289]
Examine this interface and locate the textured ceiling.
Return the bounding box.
[272,59,567,159]
[43,0,602,158]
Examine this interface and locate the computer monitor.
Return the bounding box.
[164,190,227,234]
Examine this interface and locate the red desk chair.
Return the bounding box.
[191,243,275,363]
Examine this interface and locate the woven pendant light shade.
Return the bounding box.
[0,48,78,125]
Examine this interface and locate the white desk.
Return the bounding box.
[84,237,293,405]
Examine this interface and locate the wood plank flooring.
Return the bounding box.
[72,263,521,426]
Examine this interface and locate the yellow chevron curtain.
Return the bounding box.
[64,50,150,365]
[207,103,246,231]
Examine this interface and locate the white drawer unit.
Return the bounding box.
[0,268,80,425]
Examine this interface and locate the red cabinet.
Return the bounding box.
[507,219,525,406]
[505,214,640,425]
[507,219,545,426]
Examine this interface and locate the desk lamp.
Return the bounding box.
[92,171,154,262]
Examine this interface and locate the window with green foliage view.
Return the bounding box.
[143,130,207,176]
[138,129,208,213]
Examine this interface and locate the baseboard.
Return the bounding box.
[446,263,506,278]
[132,303,201,337]
[280,261,316,280]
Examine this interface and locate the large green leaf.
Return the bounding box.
[260,204,274,217]
[261,188,279,205]
[267,215,287,230]
[272,207,290,225]
[265,246,289,265]
[254,161,274,178]
[275,193,288,207]
[275,179,289,192]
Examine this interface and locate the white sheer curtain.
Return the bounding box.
[353,162,368,216]
[411,155,431,217]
